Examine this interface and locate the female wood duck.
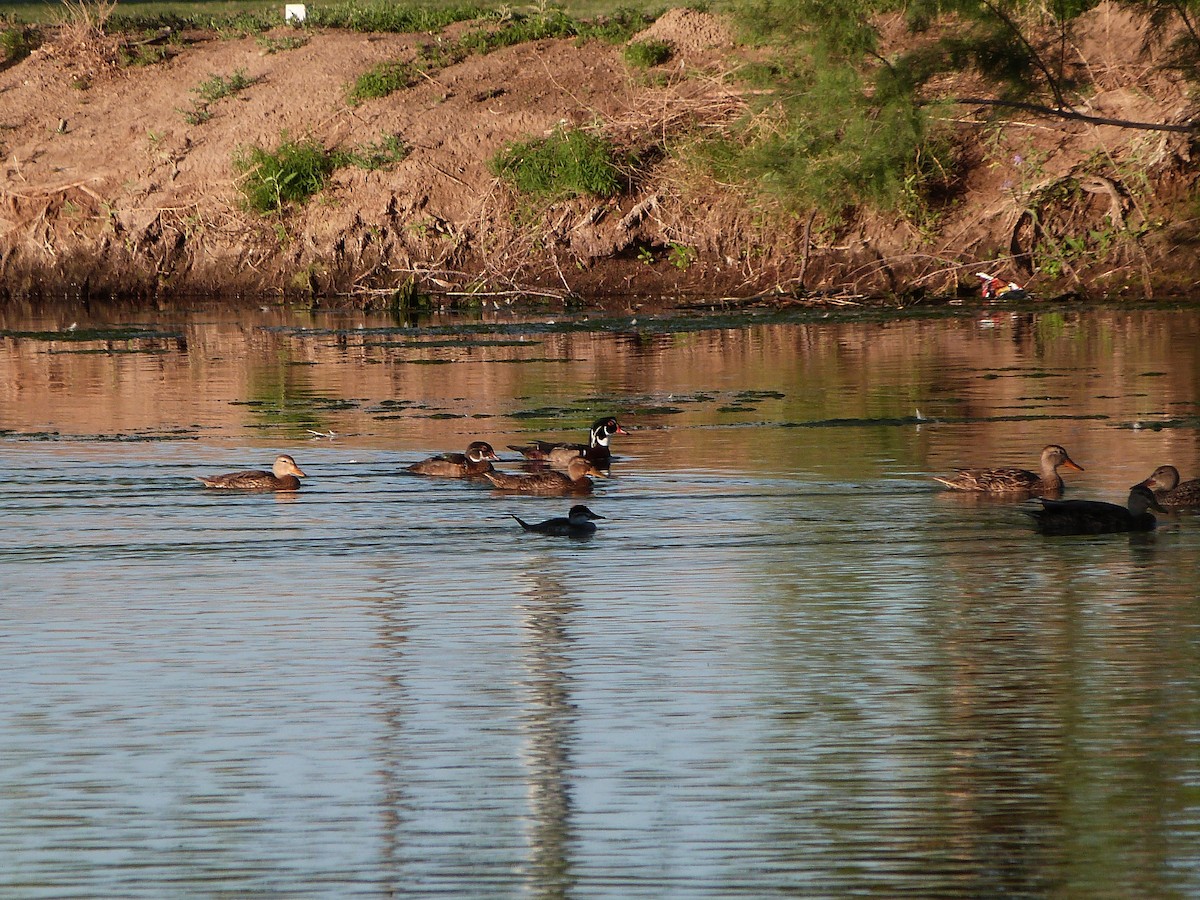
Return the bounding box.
[406,441,499,478]
[1028,484,1164,534]
[197,454,307,491]
[484,456,606,495]
[512,504,604,536]
[508,416,628,465]
[934,444,1083,494]
[1139,465,1200,511]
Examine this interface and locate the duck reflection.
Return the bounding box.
[516,558,581,900]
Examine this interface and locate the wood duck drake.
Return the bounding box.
[1139,465,1200,511]
[1028,484,1164,535]
[197,454,307,491]
[484,456,606,495]
[508,416,628,465]
[406,441,499,478]
[934,444,1083,494]
[512,504,604,536]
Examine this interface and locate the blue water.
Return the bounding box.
[2,304,1199,897]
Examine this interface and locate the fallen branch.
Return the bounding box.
[955,97,1199,133]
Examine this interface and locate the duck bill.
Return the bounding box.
[294,467,308,477]
[615,424,629,434]
[1062,459,1084,472]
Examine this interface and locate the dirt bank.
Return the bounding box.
[1,4,1198,305]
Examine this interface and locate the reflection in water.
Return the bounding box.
[517,560,580,900]
[2,303,1200,897]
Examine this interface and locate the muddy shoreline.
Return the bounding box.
[2,5,1199,307]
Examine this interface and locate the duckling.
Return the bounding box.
[508,416,628,466]
[512,504,604,536]
[406,441,499,478]
[484,456,606,495]
[1028,484,1164,535]
[197,454,307,491]
[1139,465,1200,511]
[934,444,1083,495]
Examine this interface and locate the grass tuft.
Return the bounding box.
[623,37,672,68]
[235,135,337,214]
[489,126,625,199]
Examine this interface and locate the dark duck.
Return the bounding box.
[512,504,604,536]
[1028,484,1164,535]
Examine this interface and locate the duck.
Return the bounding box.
[508,416,628,465]
[934,444,1083,494]
[1139,465,1200,511]
[197,454,307,491]
[406,441,499,478]
[512,504,604,536]
[484,456,606,495]
[1028,484,1164,535]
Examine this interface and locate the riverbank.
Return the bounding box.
[2,3,1198,306]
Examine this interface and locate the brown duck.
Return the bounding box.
[1139,465,1200,511]
[197,454,307,491]
[508,416,628,465]
[1028,484,1164,535]
[484,456,606,495]
[934,444,1083,494]
[407,441,499,478]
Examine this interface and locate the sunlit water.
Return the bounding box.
[2,301,1199,897]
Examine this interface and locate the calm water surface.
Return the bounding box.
[2,302,1199,897]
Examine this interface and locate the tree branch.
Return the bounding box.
[953,96,1199,133]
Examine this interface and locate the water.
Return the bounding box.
[2,301,1199,897]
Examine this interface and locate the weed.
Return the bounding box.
[235,135,337,214]
[194,68,255,103]
[348,59,418,105]
[180,105,212,125]
[336,134,408,171]
[118,43,170,66]
[623,38,672,68]
[1,23,38,63]
[637,245,655,264]
[667,242,696,269]
[489,126,625,200]
[256,33,308,54]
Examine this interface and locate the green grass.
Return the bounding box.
[0,0,667,27]
[235,132,408,213]
[489,126,626,200]
[235,135,337,213]
[623,37,672,68]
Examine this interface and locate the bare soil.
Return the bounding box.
[1,3,1198,306]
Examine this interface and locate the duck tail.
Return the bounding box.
[511,514,533,530]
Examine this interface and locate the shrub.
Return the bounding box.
[489,126,625,200]
[235,136,337,214]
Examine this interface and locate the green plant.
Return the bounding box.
[256,33,308,53]
[623,38,672,68]
[235,135,337,214]
[336,134,408,170]
[489,126,625,199]
[348,59,418,104]
[667,241,696,270]
[180,105,212,125]
[1,23,37,63]
[194,68,255,103]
